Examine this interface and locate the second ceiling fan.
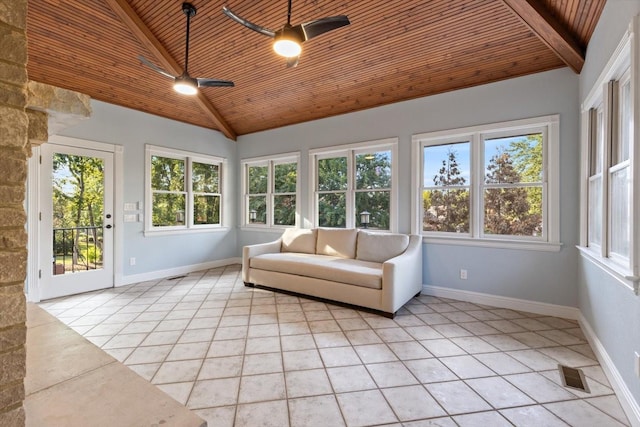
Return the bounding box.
[223,0,350,67]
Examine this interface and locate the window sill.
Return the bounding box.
[240,225,292,233]
[144,226,229,237]
[422,236,562,252]
[576,246,639,294]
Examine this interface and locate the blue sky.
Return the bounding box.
[422,135,539,186]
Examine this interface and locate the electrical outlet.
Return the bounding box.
[460,269,468,280]
[130,257,136,266]
[635,352,640,378]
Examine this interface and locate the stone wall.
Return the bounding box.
[0,0,29,425]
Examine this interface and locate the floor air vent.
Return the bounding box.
[558,365,589,392]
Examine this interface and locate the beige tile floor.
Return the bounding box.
[40,265,631,427]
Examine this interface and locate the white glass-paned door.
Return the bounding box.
[39,143,114,299]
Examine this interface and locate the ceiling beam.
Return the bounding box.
[500,0,584,73]
[105,0,237,140]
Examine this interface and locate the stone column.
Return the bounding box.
[0,0,29,425]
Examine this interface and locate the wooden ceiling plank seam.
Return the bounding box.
[499,0,584,73]
[582,1,606,45]
[104,0,237,140]
[573,0,594,44]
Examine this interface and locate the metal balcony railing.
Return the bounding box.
[52,226,103,275]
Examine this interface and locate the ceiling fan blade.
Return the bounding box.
[223,6,276,37]
[299,15,350,41]
[138,55,175,79]
[197,78,235,88]
[286,56,300,68]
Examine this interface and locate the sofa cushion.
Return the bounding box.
[281,228,317,254]
[316,228,358,258]
[356,231,410,263]
[250,252,382,289]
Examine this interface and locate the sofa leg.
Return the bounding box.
[244,282,255,287]
[414,291,422,298]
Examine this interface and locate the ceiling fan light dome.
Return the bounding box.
[273,26,302,57]
[174,75,198,95]
[273,39,301,57]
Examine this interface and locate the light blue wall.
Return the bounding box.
[578,0,640,408]
[238,68,581,307]
[59,100,238,277]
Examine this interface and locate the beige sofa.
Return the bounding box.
[242,228,422,317]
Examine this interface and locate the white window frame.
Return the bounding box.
[241,152,300,230]
[145,144,226,236]
[412,115,560,252]
[579,16,640,294]
[309,138,398,232]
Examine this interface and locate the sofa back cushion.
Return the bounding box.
[356,231,410,263]
[316,228,358,258]
[281,228,317,254]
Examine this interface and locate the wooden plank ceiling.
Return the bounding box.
[26,0,606,140]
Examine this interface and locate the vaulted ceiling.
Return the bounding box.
[27,0,606,140]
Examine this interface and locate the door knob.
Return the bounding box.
[105,224,112,229]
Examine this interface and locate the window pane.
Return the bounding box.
[151,156,185,191]
[274,195,296,226]
[248,165,268,194]
[248,195,267,224]
[356,191,390,230]
[192,162,219,193]
[485,133,542,184]
[318,192,346,227]
[588,177,602,246]
[617,80,631,163]
[356,151,391,189]
[152,193,186,226]
[194,195,220,225]
[318,157,347,191]
[591,108,604,175]
[423,189,469,232]
[423,142,470,187]
[610,167,630,259]
[484,187,542,236]
[274,162,297,193]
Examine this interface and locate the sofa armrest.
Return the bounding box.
[242,239,282,282]
[381,235,423,313]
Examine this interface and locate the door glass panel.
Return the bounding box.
[52,153,104,275]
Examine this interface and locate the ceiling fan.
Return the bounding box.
[223,0,350,67]
[139,2,234,95]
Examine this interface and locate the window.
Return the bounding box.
[413,116,559,250]
[242,153,299,228]
[609,72,632,263]
[580,22,637,291]
[310,138,397,231]
[145,145,224,233]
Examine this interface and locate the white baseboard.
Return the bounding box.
[422,284,639,426]
[115,257,242,287]
[422,284,581,320]
[578,314,640,427]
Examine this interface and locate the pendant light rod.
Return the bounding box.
[182,2,197,75]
